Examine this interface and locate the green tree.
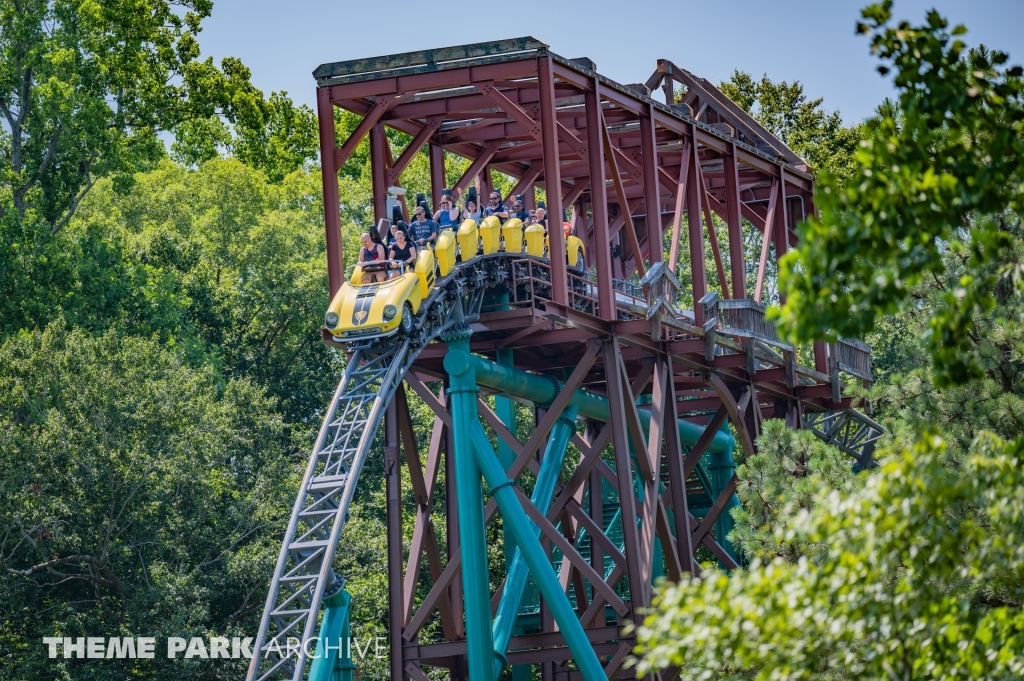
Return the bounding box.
[774,3,1024,386]
[172,91,319,182]
[635,434,1024,680]
[232,92,319,182]
[870,213,1024,454]
[634,3,1024,679]
[64,159,340,423]
[0,324,296,680]
[721,72,861,186]
[0,0,261,232]
[728,420,859,564]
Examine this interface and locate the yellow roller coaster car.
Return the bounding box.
[567,235,586,272]
[323,249,435,341]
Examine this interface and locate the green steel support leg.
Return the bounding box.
[309,583,355,681]
[492,404,579,676]
[444,328,497,681]
[466,420,606,681]
[494,347,531,681]
[447,349,736,455]
[495,348,518,561]
[707,447,741,562]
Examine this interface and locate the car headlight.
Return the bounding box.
[382,304,397,320]
[325,311,339,328]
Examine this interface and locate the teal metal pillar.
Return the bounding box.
[494,348,518,561]
[491,403,579,676]
[309,576,355,681]
[445,350,736,455]
[444,348,607,681]
[495,347,533,681]
[706,445,741,559]
[468,419,607,681]
[443,326,497,681]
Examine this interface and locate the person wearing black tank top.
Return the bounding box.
[388,227,417,280]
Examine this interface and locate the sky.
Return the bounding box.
[196,0,1024,125]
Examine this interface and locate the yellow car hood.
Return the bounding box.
[325,275,420,338]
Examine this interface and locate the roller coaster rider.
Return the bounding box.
[409,201,439,248]
[462,187,482,222]
[388,225,418,280]
[484,190,509,223]
[433,188,461,229]
[511,194,530,224]
[358,232,388,283]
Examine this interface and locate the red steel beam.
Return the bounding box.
[387,116,445,186]
[429,143,445,211]
[753,177,780,303]
[503,164,542,207]
[667,140,690,273]
[639,102,663,264]
[325,59,539,101]
[699,164,730,298]
[452,140,501,195]
[369,122,389,225]
[686,130,707,324]
[562,180,588,209]
[585,77,616,321]
[317,87,344,298]
[538,55,568,305]
[475,82,544,142]
[723,142,746,299]
[774,169,791,305]
[603,113,645,279]
[333,91,416,169]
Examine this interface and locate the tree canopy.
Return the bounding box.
[774,0,1024,386]
[720,71,861,186]
[634,3,1024,679]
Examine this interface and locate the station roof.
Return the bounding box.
[314,36,808,172]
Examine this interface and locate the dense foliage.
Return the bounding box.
[0,325,294,680]
[774,1,1024,386]
[4,1,1022,680]
[634,2,1024,679]
[636,434,1024,679]
[721,72,862,187]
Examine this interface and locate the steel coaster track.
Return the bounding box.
[248,252,881,681]
[247,261,496,681]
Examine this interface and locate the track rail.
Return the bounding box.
[247,252,880,680]
[247,261,496,681]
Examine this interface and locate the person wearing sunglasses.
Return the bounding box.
[433,189,461,229]
[388,225,418,279]
[409,201,439,248]
[483,190,509,224]
[511,195,530,224]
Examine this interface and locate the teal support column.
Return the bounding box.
[706,446,741,561]
[443,326,496,681]
[446,350,735,455]
[445,348,606,681]
[491,404,579,676]
[494,347,531,681]
[494,348,518,561]
[309,578,355,681]
[469,420,607,681]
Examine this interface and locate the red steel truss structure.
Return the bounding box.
[306,37,880,681]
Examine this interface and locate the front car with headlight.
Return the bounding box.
[323,271,423,341]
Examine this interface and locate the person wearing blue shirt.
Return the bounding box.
[433,190,462,229]
[483,190,509,223]
[409,202,438,247]
[511,195,530,224]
